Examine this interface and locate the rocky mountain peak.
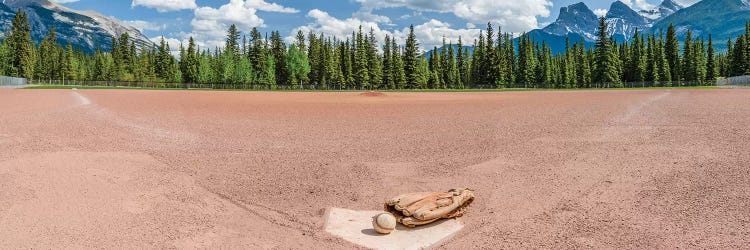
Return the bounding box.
[0,0,153,53]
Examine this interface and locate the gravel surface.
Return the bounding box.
[0,88,748,249]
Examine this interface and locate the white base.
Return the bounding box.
[324,207,464,250]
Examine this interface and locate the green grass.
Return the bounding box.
[23,84,720,92]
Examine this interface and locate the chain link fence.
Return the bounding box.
[37,80,366,90]
[0,76,28,88]
[717,76,750,88]
[472,81,715,89]
[8,76,719,90]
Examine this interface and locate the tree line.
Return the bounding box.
[1,9,749,89]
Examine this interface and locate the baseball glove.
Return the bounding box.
[384,188,475,227]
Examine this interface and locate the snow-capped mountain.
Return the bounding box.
[640,0,684,21]
[524,1,689,53]
[606,1,651,41]
[539,2,600,42]
[0,0,152,53]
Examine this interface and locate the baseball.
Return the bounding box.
[372,213,397,234]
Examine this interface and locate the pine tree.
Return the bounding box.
[341,39,354,88]
[665,23,680,83]
[181,37,199,84]
[657,32,672,86]
[731,36,745,76]
[367,28,383,89]
[226,24,241,57]
[626,29,646,83]
[36,26,59,82]
[324,38,340,88]
[562,38,575,88]
[456,36,467,89]
[696,38,707,84]
[706,34,717,81]
[538,42,552,88]
[93,49,113,81]
[403,25,419,88]
[260,36,276,85]
[271,31,288,85]
[250,28,271,84]
[307,33,322,85]
[495,31,508,87]
[578,43,592,87]
[353,27,370,88]
[593,17,618,85]
[439,38,449,88]
[516,34,536,87]
[428,46,439,89]
[382,35,393,89]
[446,41,458,89]
[646,34,658,84]
[0,40,11,76]
[612,39,624,86]
[333,39,345,86]
[483,23,498,87]
[392,37,406,89]
[470,32,484,87]
[416,56,430,89]
[504,33,516,85]
[682,30,694,83]
[8,9,35,79]
[116,32,134,77]
[62,43,76,82]
[155,37,172,81]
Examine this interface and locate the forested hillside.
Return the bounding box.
[2,9,748,89]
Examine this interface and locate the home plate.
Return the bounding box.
[324,207,464,250]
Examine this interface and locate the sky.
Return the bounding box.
[50,0,702,51]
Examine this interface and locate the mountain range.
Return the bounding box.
[526,0,750,53]
[526,0,684,53]
[0,0,152,53]
[0,0,748,55]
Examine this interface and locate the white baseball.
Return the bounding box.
[372,213,397,234]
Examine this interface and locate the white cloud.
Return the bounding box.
[245,0,299,13]
[394,19,481,50]
[125,20,167,32]
[619,0,654,10]
[290,9,391,45]
[354,0,552,33]
[187,0,297,50]
[131,0,198,13]
[593,8,608,18]
[290,9,481,52]
[50,0,80,3]
[353,9,393,24]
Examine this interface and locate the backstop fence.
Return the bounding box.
[0,75,719,90]
[31,79,717,90]
[0,76,28,88]
[717,76,750,88]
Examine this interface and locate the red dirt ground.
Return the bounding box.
[359,91,387,97]
[0,88,749,249]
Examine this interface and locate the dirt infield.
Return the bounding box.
[0,88,749,248]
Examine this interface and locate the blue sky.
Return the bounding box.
[51,0,700,50]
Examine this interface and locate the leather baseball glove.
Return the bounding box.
[384,188,475,227]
